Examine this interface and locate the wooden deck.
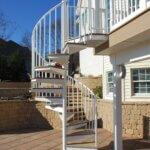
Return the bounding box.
[0,129,150,150]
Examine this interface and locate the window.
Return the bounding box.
[107,72,113,94]
[132,68,150,96]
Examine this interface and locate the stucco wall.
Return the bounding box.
[80,48,103,77]
[97,100,150,138]
[0,100,61,132]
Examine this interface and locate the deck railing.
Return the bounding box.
[110,0,150,31]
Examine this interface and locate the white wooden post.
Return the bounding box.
[113,64,123,150]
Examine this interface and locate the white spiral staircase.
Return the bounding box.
[31,0,108,149]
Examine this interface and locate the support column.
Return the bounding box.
[61,3,68,149]
[62,62,68,150]
[61,4,67,149]
[113,64,123,150]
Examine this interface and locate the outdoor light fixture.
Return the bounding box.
[120,65,126,79]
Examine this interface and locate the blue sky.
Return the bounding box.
[0,0,61,43]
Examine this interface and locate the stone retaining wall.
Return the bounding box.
[0,82,31,98]
[0,100,61,132]
[1,99,150,139]
[97,100,150,138]
[0,82,30,88]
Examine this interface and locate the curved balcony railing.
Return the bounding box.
[31,0,108,76]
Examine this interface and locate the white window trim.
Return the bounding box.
[131,68,150,98]
[106,71,113,97]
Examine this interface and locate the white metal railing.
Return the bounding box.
[32,0,107,78]
[110,0,150,31]
[67,76,97,145]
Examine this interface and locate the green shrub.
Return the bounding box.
[94,86,103,99]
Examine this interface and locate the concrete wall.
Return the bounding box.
[80,48,103,77]
[97,100,150,138]
[0,100,61,132]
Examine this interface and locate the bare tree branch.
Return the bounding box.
[21,31,31,50]
[0,10,17,40]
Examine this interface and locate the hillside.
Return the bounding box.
[0,38,31,81]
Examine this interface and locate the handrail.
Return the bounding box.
[67,75,97,146]
[32,2,64,33]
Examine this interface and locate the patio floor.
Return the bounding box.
[0,129,150,150]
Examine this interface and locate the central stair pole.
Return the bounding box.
[63,64,67,150]
[62,1,67,150]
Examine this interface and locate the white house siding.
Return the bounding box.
[79,48,103,77]
[124,58,150,101]
[103,40,150,101]
[103,56,113,100]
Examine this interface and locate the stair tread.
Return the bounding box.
[36,97,62,99]
[67,129,95,137]
[33,88,63,89]
[68,120,88,126]
[35,65,65,70]
[49,104,62,107]
[67,142,97,149]
[48,53,69,57]
[32,78,64,80]
[45,105,63,113]
[67,107,83,110]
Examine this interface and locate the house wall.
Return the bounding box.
[0,100,61,132]
[103,56,113,100]
[80,48,103,76]
[79,0,106,77]
[103,40,150,101]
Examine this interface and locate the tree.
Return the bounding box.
[21,31,31,50]
[8,50,29,81]
[0,10,17,40]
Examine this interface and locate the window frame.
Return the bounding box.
[106,71,114,95]
[131,68,150,97]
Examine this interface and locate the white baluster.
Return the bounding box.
[55,8,57,54]
[49,12,51,54]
